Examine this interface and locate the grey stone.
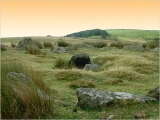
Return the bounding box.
[7,72,32,82]
[152,47,160,53]
[17,37,33,50]
[69,54,92,69]
[146,86,160,100]
[76,88,157,108]
[76,88,115,108]
[53,47,71,53]
[84,64,100,71]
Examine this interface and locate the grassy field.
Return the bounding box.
[1,29,159,119]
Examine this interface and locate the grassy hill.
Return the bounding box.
[1,29,159,119]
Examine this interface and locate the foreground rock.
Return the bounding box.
[146,86,159,100]
[69,54,93,68]
[76,88,157,108]
[7,72,51,100]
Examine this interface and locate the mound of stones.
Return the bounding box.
[52,47,72,53]
[76,88,157,108]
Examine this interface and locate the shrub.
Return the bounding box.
[1,61,54,119]
[54,57,68,68]
[84,42,107,48]
[11,43,17,48]
[57,41,70,47]
[69,80,95,89]
[1,44,7,51]
[110,41,124,48]
[44,41,53,48]
[34,41,43,49]
[26,44,42,55]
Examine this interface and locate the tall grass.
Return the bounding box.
[84,41,107,48]
[57,41,70,47]
[1,60,54,119]
[26,44,42,55]
[43,41,53,48]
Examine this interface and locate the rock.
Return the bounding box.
[76,88,157,108]
[106,115,116,120]
[53,47,71,53]
[84,64,100,71]
[69,54,92,68]
[7,72,52,100]
[123,44,144,52]
[146,86,160,100]
[152,47,160,53]
[17,37,33,50]
[7,72,32,82]
[76,88,115,108]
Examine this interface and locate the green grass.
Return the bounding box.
[1,29,159,119]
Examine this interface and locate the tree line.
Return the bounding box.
[65,29,109,39]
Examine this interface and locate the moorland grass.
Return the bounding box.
[1,61,54,119]
[1,29,159,119]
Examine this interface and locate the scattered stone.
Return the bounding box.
[69,54,93,69]
[53,47,71,53]
[106,115,116,120]
[123,44,144,52]
[152,47,160,53]
[76,88,157,108]
[7,72,32,82]
[146,86,160,100]
[84,64,100,71]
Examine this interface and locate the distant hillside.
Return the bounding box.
[107,29,159,41]
[65,29,108,39]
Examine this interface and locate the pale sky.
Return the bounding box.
[1,0,159,37]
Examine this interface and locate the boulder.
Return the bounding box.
[76,88,115,108]
[146,86,160,100]
[17,37,33,50]
[76,88,157,108]
[69,54,93,68]
[84,64,100,71]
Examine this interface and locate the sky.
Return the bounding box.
[1,0,160,37]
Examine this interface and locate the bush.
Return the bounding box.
[54,57,68,68]
[110,41,124,48]
[26,44,42,55]
[34,41,43,49]
[69,80,95,89]
[44,41,53,48]
[57,41,70,47]
[11,43,17,48]
[1,44,7,51]
[1,61,54,119]
[84,42,107,48]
